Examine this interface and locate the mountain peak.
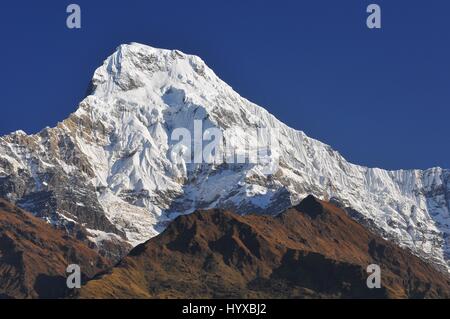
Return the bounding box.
[88,42,211,100]
[79,201,450,299]
[1,43,449,274]
[295,195,325,219]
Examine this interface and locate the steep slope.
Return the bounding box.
[0,199,108,299]
[0,43,448,271]
[79,196,450,299]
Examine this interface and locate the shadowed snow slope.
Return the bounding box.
[0,43,448,271]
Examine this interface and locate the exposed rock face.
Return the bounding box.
[0,43,449,271]
[79,196,450,299]
[0,199,109,299]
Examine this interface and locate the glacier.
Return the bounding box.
[0,43,448,271]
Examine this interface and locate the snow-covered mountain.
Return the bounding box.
[0,43,448,271]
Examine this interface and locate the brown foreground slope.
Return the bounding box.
[0,199,108,298]
[80,195,450,299]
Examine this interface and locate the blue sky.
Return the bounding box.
[0,0,449,170]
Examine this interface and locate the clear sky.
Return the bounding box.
[0,0,449,170]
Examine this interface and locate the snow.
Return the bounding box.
[86,228,123,245]
[0,42,449,272]
[56,211,78,224]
